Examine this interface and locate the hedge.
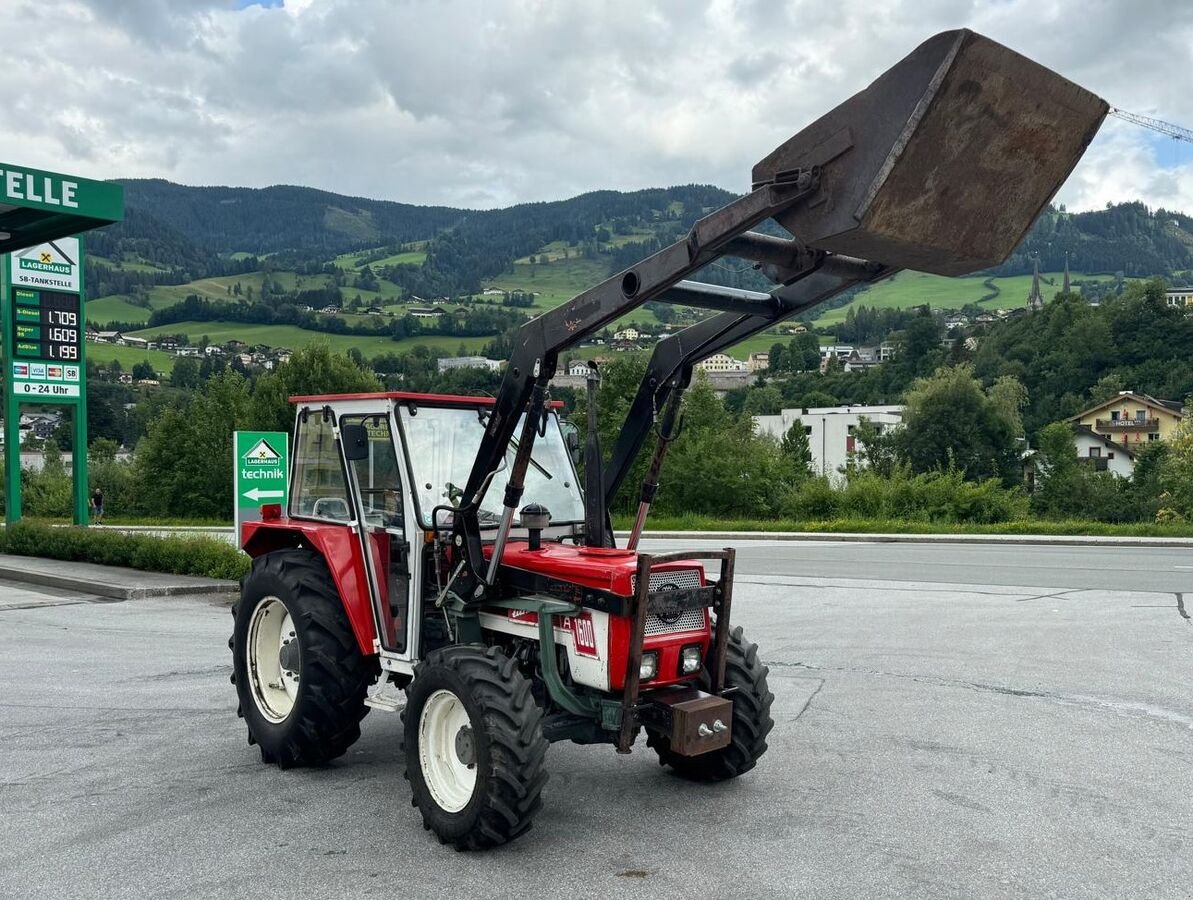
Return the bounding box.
[0,521,250,580]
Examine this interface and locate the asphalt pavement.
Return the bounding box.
[1,541,1190,899]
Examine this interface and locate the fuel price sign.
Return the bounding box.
[9,287,82,399]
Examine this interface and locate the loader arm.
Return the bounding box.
[602,257,893,509]
[449,27,1108,598]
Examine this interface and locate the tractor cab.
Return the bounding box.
[244,391,590,665]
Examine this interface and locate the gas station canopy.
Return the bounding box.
[0,161,123,253]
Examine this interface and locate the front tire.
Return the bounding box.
[647,626,774,781]
[403,645,548,850]
[231,549,372,767]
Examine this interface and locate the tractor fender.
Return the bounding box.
[241,518,378,657]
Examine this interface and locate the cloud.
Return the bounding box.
[0,0,1190,213]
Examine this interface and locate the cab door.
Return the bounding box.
[338,413,411,655]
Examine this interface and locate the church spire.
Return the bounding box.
[1027,255,1044,311]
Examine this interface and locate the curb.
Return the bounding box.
[0,564,238,601]
[614,530,1193,548]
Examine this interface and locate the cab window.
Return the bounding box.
[291,411,351,521]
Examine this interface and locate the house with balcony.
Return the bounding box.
[1069,392,1183,444]
[1064,391,1184,475]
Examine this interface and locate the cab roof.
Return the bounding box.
[289,391,564,408]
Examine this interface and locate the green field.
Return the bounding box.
[90,254,171,274]
[86,295,152,324]
[813,270,1118,325]
[86,342,177,374]
[334,245,427,271]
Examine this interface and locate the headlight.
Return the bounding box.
[680,645,702,675]
[639,652,658,681]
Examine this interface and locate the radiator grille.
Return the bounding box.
[631,568,703,593]
[644,607,707,636]
[633,568,707,636]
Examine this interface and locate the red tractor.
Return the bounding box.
[230,30,1107,849]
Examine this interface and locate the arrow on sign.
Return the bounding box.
[243,488,284,502]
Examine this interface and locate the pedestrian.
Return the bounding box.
[91,487,104,524]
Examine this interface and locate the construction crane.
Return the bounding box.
[1110,108,1193,144]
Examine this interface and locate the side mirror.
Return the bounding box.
[340,423,370,462]
[559,420,581,465]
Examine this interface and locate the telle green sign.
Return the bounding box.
[234,431,289,538]
[0,163,123,222]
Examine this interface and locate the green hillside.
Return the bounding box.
[813,271,1121,326]
[125,320,490,357]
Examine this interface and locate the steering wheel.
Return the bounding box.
[312,496,351,520]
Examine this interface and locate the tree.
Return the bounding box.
[132,361,156,380]
[1159,417,1193,520]
[897,365,1019,482]
[780,421,812,479]
[768,343,786,373]
[171,356,200,389]
[986,375,1028,440]
[852,416,897,478]
[137,370,252,518]
[743,385,783,416]
[249,343,382,433]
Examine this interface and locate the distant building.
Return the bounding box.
[1071,426,1135,477]
[436,356,503,374]
[698,353,748,373]
[753,404,904,477]
[1166,289,1193,309]
[613,328,640,342]
[567,360,593,377]
[122,336,149,350]
[1067,391,1184,451]
[747,352,770,373]
[1026,256,1044,311]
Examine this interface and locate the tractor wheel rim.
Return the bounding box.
[418,689,477,813]
[247,595,299,723]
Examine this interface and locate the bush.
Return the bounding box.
[0,521,248,580]
[781,468,1028,525]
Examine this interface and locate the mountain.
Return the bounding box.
[118,179,467,254]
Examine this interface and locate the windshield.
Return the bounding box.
[399,404,585,529]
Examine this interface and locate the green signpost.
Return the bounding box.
[1,161,123,526]
[234,431,289,541]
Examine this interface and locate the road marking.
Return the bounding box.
[1173,565,1193,569]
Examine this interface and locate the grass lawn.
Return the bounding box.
[86,296,152,325]
[484,256,608,308]
[334,246,427,270]
[86,342,176,374]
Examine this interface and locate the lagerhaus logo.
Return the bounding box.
[18,247,72,276]
[243,438,281,465]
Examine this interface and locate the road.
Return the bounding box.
[1,541,1190,899]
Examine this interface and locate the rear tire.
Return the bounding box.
[403,645,548,850]
[646,626,774,781]
[231,549,372,767]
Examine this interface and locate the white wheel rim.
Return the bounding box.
[418,689,478,813]
[247,595,300,723]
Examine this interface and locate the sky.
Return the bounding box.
[1,0,1191,213]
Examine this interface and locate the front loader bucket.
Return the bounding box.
[754,29,1108,276]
